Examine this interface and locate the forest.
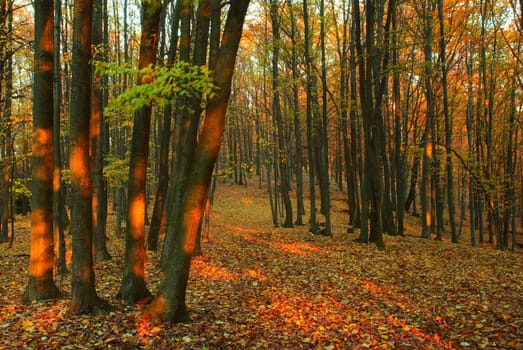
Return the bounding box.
[0,0,522,348]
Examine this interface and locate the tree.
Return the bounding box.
[91,0,111,263]
[302,0,320,234]
[118,0,162,304]
[69,0,109,314]
[144,0,250,323]
[0,0,13,245]
[285,0,305,226]
[352,0,392,249]
[437,0,458,243]
[23,0,61,301]
[147,0,182,252]
[270,0,293,228]
[53,0,68,275]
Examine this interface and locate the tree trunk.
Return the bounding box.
[53,0,68,274]
[420,0,434,239]
[302,0,319,234]
[24,0,61,301]
[286,0,304,226]
[317,0,331,236]
[144,0,250,323]
[118,0,162,304]
[270,0,293,228]
[91,0,110,263]
[437,0,457,243]
[148,0,181,252]
[69,0,108,313]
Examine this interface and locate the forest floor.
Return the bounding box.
[1,182,522,349]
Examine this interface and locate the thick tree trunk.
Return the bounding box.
[24,0,61,301]
[69,0,108,314]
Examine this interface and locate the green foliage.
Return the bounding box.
[12,179,31,198]
[94,61,217,119]
[103,155,129,189]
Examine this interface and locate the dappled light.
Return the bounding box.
[0,183,522,348]
[27,208,54,279]
[183,205,204,255]
[32,128,53,180]
[191,256,237,281]
[69,146,90,187]
[4,0,523,347]
[129,196,145,232]
[270,241,320,257]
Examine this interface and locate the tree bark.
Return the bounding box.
[147,0,181,252]
[91,0,110,263]
[118,0,162,304]
[69,0,108,313]
[144,0,250,323]
[24,0,61,301]
[270,0,293,228]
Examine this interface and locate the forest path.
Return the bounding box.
[0,182,521,349]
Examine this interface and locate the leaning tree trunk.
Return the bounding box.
[144,0,250,323]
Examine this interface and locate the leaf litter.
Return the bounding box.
[0,184,522,349]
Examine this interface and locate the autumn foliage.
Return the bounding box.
[1,184,522,349]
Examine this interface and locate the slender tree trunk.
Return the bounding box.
[286,0,304,225]
[91,0,110,263]
[437,0,457,243]
[148,0,181,252]
[52,0,68,274]
[161,0,193,268]
[118,0,162,304]
[317,0,331,236]
[270,0,293,228]
[392,8,405,236]
[303,0,319,234]
[420,0,434,239]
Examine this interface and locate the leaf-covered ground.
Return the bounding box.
[1,184,522,349]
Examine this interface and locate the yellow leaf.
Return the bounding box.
[475,323,484,329]
[22,320,33,327]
